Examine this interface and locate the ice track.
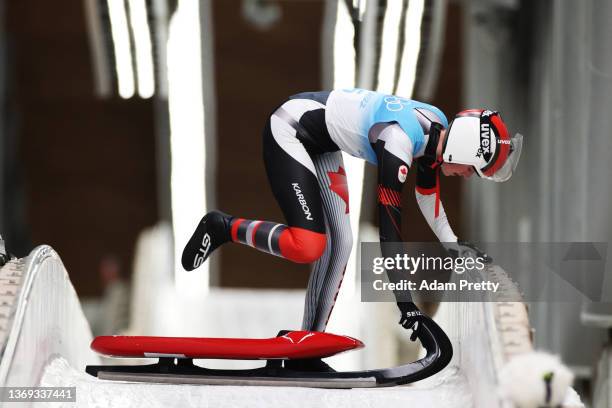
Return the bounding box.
[0,245,578,407]
[40,357,472,408]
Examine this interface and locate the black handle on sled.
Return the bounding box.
[287,314,454,387]
[406,314,454,382]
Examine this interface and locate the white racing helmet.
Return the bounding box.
[442,109,523,182]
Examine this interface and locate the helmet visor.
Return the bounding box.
[477,133,523,182]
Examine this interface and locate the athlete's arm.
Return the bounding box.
[371,124,423,324]
[415,158,458,243]
[372,124,411,242]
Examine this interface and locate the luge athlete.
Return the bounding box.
[182,89,522,336]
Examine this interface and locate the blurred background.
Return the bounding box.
[0,0,610,404]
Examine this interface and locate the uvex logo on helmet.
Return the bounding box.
[475,110,497,161]
[479,110,511,178]
[476,122,491,161]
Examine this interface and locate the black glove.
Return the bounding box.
[446,241,493,264]
[398,303,426,341]
[0,237,8,267]
[458,241,493,264]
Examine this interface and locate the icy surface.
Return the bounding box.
[40,357,474,408]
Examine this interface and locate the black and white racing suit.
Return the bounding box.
[229,89,458,331]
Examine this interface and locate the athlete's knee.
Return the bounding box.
[328,222,353,260]
[337,230,353,255]
[279,227,327,263]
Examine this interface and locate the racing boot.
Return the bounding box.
[182,211,232,271]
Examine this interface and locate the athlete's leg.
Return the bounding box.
[231,116,328,263]
[301,151,352,331]
[182,105,328,270]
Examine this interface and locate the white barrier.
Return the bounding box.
[435,265,531,408]
[0,246,98,387]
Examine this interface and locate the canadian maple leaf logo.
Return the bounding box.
[328,166,349,213]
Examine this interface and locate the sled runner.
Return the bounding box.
[86,315,452,388]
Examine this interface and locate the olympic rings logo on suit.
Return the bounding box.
[384,96,409,112]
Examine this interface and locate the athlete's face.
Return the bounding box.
[441,163,475,179]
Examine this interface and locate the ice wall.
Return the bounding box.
[0,246,99,387]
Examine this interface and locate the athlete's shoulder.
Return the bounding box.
[289,89,377,106]
[330,88,381,99]
[331,88,374,93]
[288,91,331,105]
[410,100,448,128]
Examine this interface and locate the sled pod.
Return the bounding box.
[91,331,364,360]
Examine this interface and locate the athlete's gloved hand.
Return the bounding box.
[458,241,493,264]
[0,236,9,267]
[445,241,493,264]
[398,302,426,341]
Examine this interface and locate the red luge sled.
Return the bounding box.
[91,331,363,360]
[86,316,453,389]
